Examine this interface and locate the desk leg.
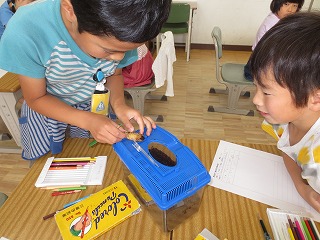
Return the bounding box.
[0,90,22,152]
[187,8,193,61]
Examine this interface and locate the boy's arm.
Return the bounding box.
[19,75,126,143]
[282,152,320,212]
[106,68,126,113]
[20,75,94,129]
[106,68,155,135]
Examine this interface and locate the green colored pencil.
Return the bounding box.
[89,140,98,147]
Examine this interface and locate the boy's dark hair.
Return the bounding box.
[71,0,172,43]
[270,0,304,13]
[251,12,320,107]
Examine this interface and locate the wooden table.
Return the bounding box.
[0,138,318,240]
[0,72,22,153]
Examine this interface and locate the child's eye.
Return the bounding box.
[263,92,271,96]
[103,50,113,54]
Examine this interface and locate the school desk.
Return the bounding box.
[0,138,319,240]
[0,72,22,153]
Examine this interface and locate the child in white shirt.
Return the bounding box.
[251,12,320,213]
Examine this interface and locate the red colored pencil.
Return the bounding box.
[307,218,320,240]
[304,218,316,240]
[51,190,81,196]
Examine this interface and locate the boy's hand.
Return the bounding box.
[113,104,156,136]
[87,114,127,144]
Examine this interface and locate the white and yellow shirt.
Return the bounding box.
[262,119,320,194]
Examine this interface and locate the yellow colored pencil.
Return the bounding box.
[287,223,295,240]
[53,157,96,162]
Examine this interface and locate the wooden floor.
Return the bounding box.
[0,48,275,197]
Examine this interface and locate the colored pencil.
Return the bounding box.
[41,185,82,190]
[56,186,87,192]
[53,157,96,162]
[301,218,312,240]
[63,195,91,208]
[258,214,271,240]
[288,223,297,240]
[308,219,320,240]
[89,140,98,147]
[50,162,93,166]
[43,207,64,220]
[51,190,81,196]
[307,218,319,240]
[49,166,84,170]
[305,218,316,240]
[288,216,299,240]
[293,221,304,240]
[43,194,91,220]
[294,218,306,240]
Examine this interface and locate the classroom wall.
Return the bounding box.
[187,0,316,46]
[0,0,317,46]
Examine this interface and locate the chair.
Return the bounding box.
[125,32,176,122]
[0,192,8,207]
[156,3,191,61]
[124,79,167,122]
[208,26,255,116]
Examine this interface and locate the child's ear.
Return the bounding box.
[309,90,320,111]
[61,0,76,22]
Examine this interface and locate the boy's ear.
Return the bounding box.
[61,0,77,22]
[309,90,320,111]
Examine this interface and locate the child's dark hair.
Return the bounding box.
[251,12,320,107]
[270,0,304,13]
[71,0,171,43]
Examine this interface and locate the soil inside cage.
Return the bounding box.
[148,143,176,167]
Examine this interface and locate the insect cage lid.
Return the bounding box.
[113,126,210,210]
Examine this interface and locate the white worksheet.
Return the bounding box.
[208,140,320,222]
[0,69,7,78]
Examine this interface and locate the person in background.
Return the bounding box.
[0,0,171,160]
[0,0,36,39]
[122,44,154,88]
[251,12,320,213]
[244,0,304,80]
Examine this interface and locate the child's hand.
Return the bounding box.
[113,105,156,137]
[299,184,320,213]
[87,114,127,144]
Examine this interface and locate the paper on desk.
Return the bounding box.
[0,69,7,78]
[208,140,320,222]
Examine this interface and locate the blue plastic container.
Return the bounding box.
[113,126,210,231]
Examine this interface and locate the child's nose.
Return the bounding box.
[288,5,295,12]
[252,89,261,106]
